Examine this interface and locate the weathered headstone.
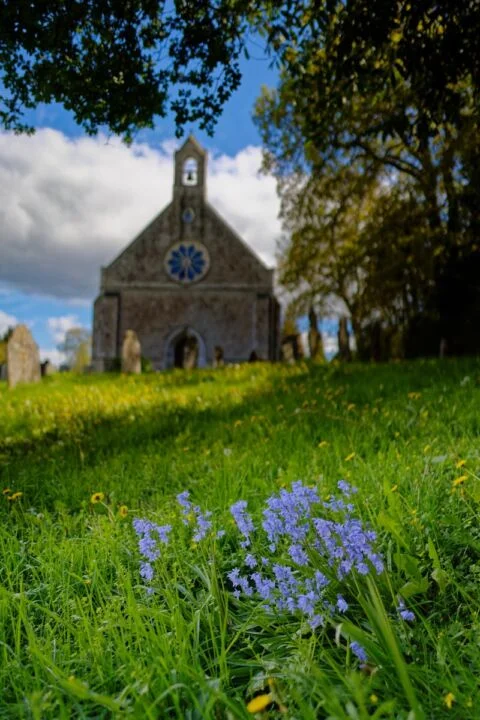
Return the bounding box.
[281,337,296,364]
[281,334,304,364]
[308,307,325,360]
[40,360,57,377]
[7,325,41,388]
[121,330,141,374]
[213,346,224,368]
[338,316,352,362]
[183,336,198,369]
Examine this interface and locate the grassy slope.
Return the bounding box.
[1,359,480,719]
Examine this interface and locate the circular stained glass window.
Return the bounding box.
[165,241,210,284]
[182,207,195,223]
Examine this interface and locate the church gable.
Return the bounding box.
[101,136,273,290]
[202,203,272,286]
[102,203,174,286]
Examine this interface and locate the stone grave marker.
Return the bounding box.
[338,317,352,361]
[121,330,142,374]
[7,325,41,388]
[213,346,224,368]
[183,336,199,369]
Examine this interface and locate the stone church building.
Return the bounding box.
[92,136,280,370]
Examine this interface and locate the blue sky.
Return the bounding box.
[0,48,285,362]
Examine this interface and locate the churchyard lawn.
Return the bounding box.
[1,359,480,718]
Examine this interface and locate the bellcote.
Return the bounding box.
[173,135,207,200]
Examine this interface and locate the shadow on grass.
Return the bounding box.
[1,357,480,509]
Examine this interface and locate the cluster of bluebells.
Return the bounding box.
[176,490,225,541]
[132,518,172,590]
[228,480,384,633]
[133,480,414,661]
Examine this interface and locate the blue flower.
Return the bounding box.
[350,641,368,663]
[133,518,172,585]
[397,598,415,622]
[230,500,255,547]
[167,244,206,281]
[176,491,212,540]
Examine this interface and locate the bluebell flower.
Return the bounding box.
[227,568,253,597]
[397,598,415,622]
[250,572,275,601]
[140,562,154,582]
[309,614,324,630]
[337,595,349,613]
[230,500,255,547]
[350,641,368,663]
[337,480,358,497]
[133,518,172,585]
[177,492,213,541]
[192,510,212,542]
[176,491,192,525]
[289,543,309,566]
[245,553,257,568]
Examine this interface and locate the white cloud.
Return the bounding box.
[0,309,17,337]
[323,332,339,358]
[39,348,66,367]
[47,314,79,343]
[0,130,281,301]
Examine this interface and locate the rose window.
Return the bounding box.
[165,242,210,283]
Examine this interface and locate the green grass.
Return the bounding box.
[1,359,480,718]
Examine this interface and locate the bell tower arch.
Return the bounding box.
[173,135,207,199]
[172,135,207,240]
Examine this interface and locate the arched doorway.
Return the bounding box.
[163,327,207,369]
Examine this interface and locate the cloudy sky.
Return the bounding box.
[0,48,338,362]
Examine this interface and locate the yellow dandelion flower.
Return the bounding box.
[2,488,11,495]
[452,475,468,488]
[344,452,355,462]
[456,459,466,468]
[444,692,455,709]
[90,492,105,504]
[119,505,128,518]
[8,491,23,501]
[247,693,273,714]
[370,694,379,704]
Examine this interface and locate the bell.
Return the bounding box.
[186,170,194,182]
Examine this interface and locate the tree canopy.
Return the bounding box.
[253,3,480,358]
[1,1,478,140]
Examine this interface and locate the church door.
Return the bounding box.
[174,334,199,369]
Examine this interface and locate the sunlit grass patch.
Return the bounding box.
[1,358,480,717]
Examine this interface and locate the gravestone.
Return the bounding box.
[7,325,41,388]
[41,360,57,377]
[281,337,296,364]
[183,336,198,369]
[308,307,324,360]
[281,334,304,364]
[213,346,224,368]
[338,316,352,361]
[121,330,142,374]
